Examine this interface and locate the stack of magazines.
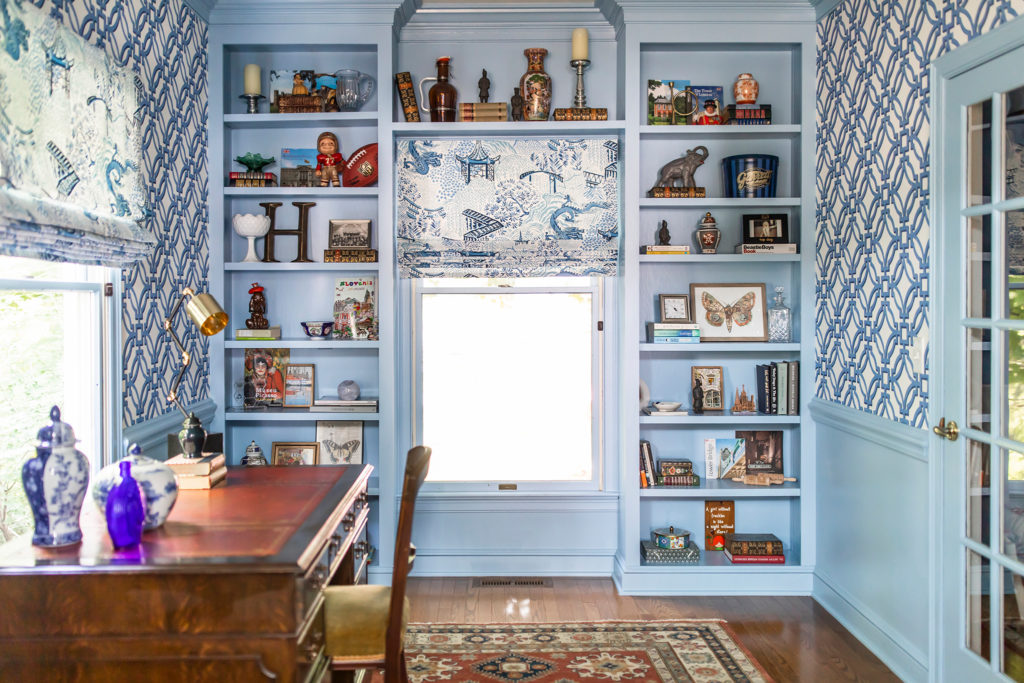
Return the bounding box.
[312,398,378,413]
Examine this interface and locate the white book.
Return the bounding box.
[776,363,788,416]
[704,438,718,480]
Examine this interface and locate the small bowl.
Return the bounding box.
[301,321,334,337]
[653,401,682,412]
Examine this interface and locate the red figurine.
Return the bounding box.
[246,282,269,329]
[694,98,724,125]
[315,131,343,187]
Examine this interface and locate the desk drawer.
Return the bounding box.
[297,603,326,683]
[300,485,369,620]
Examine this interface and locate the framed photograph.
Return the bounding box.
[316,421,364,464]
[742,214,789,244]
[271,442,319,466]
[328,219,372,250]
[689,283,768,342]
[692,365,724,411]
[659,294,692,323]
[283,363,315,408]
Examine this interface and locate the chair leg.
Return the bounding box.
[400,649,409,683]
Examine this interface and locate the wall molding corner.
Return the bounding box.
[810,0,843,20]
[122,399,218,459]
[809,398,928,462]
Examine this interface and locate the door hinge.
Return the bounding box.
[597,320,603,331]
[104,283,114,297]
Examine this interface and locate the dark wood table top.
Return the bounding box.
[0,465,370,574]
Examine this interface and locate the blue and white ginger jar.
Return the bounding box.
[93,443,177,530]
[21,406,91,547]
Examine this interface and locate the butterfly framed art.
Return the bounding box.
[689,283,768,342]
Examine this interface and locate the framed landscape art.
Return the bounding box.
[689,283,768,342]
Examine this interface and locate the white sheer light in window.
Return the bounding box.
[421,290,593,481]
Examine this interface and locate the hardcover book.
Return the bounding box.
[648,186,707,198]
[395,72,421,122]
[333,277,378,341]
[704,437,745,479]
[647,79,689,125]
[688,86,725,125]
[165,453,226,476]
[724,550,785,563]
[243,348,289,408]
[722,532,784,556]
[735,430,783,475]
[552,108,608,121]
[659,459,693,476]
[704,500,735,550]
[175,466,228,490]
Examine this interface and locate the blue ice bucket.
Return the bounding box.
[721,154,779,198]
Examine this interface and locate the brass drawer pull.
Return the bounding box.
[311,565,329,590]
[342,510,356,532]
[329,533,343,555]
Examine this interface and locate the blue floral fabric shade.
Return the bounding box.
[0,1,154,267]
[396,138,620,277]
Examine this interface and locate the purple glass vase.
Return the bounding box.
[105,461,145,549]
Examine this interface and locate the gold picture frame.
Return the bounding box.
[271,442,320,466]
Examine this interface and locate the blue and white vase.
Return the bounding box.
[21,406,91,547]
[93,443,177,530]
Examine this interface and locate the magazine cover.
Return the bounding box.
[243,348,290,407]
[736,430,783,474]
[689,85,725,125]
[647,78,690,125]
[704,437,746,479]
[333,277,378,340]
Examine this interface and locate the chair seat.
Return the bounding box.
[324,584,410,661]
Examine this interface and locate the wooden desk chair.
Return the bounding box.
[325,446,431,683]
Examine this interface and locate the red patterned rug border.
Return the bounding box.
[715,621,776,683]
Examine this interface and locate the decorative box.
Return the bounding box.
[721,154,778,198]
[651,525,690,549]
[640,540,701,564]
[276,93,322,113]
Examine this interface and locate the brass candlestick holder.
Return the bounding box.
[570,58,590,108]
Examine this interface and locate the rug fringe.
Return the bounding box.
[408,618,728,625]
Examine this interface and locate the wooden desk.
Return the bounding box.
[0,465,372,682]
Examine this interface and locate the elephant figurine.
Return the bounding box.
[653,145,709,188]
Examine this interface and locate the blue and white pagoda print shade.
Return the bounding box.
[396,138,620,277]
[0,1,154,267]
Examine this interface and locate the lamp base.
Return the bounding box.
[178,412,207,459]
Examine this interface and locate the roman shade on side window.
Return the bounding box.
[395,137,620,278]
[0,2,154,267]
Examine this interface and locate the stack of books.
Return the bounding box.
[755,361,799,414]
[646,322,700,344]
[228,171,278,187]
[459,102,508,121]
[235,325,281,341]
[166,452,227,490]
[641,244,691,255]
[722,533,785,563]
[552,107,608,121]
[725,104,772,125]
[313,397,378,413]
[648,186,707,198]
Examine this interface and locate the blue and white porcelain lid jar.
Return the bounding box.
[92,443,178,531]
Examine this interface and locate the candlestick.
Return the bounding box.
[570,59,591,109]
[243,64,261,96]
[239,93,266,114]
[571,28,589,61]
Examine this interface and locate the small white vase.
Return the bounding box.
[232,213,271,263]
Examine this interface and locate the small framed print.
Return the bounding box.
[692,366,724,411]
[316,420,364,464]
[283,363,314,408]
[659,294,692,323]
[690,283,768,342]
[328,219,372,249]
[742,214,789,244]
[272,442,320,466]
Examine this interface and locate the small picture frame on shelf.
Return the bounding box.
[272,442,319,466]
[742,214,789,244]
[659,294,692,323]
[283,363,315,408]
[316,421,364,465]
[690,283,768,343]
[328,219,372,250]
[691,366,724,411]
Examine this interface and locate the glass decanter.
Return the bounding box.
[767,286,792,343]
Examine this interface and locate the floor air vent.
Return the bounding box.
[472,577,553,588]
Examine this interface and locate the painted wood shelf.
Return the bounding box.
[638,197,801,208]
[639,342,800,353]
[223,112,378,128]
[224,409,380,422]
[392,120,626,136]
[639,124,802,138]
[640,481,800,498]
[639,254,800,263]
[637,548,801,571]
[639,413,801,425]
[225,262,380,272]
[224,187,379,197]
[225,338,381,349]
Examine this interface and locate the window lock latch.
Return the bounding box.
[104,283,114,297]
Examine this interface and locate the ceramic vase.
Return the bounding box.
[520,48,552,121]
[21,406,90,547]
[105,461,145,549]
[733,73,759,105]
[93,443,178,530]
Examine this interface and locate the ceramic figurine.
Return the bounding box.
[21,406,90,547]
[657,220,670,246]
[241,440,269,467]
[246,282,269,329]
[478,69,491,103]
[510,87,524,121]
[92,443,178,531]
[419,56,457,122]
[692,377,704,415]
[694,212,721,253]
[520,48,552,121]
[733,73,759,105]
[291,73,309,95]
[234,153,275,174]
[653,146,709,188]
[105,461,145,549]
[315,131,343,187]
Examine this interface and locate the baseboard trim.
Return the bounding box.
[813,571,928,682]
[122,399,217,460]
[809,398,928,462]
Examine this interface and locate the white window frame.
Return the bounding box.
[411,277,604,492]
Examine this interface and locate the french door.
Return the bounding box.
[938,32,1024,682]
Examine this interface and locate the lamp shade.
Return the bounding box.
[185,293,228,336]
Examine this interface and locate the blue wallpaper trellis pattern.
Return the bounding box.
[816,0,1024,427]
[34,0,209,427]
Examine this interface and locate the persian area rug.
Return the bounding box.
[401,620,773,683]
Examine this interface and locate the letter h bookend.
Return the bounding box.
[259,201,316,263]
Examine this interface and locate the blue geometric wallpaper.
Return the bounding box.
[36,0,209,427]
[816,0,1023,427]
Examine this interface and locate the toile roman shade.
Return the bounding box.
[395,137,620,278]
[0,1,154,267]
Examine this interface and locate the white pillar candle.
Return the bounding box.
[243,64,261,95]
[571,28,589,61]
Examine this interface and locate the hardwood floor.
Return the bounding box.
[405,577,898,682]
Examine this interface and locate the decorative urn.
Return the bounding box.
[242,440,269,467]
[694,212,721,253]
[733,73,759,105]
[520,48,552,121]
[93,443,178,531]
[21,406,90,547]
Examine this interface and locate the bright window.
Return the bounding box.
[0,256,111,546]
[416,278,599,484]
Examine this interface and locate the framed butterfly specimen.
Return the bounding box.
[315,420,364,465]
[689,283,768,342]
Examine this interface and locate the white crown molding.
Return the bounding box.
[810,0,844,20]
[182,0,215,21]
[400,6,615,42]
[209,0,420,25]
[597,0,814,30]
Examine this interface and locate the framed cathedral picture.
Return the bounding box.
[691,366,724,411]
[690,283,768,342]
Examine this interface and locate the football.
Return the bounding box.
[342,143,379,187]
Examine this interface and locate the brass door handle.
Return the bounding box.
[933,418,960,441]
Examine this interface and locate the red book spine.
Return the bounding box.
[726,554,786,563]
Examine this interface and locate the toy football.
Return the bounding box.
[342,143,379,187]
